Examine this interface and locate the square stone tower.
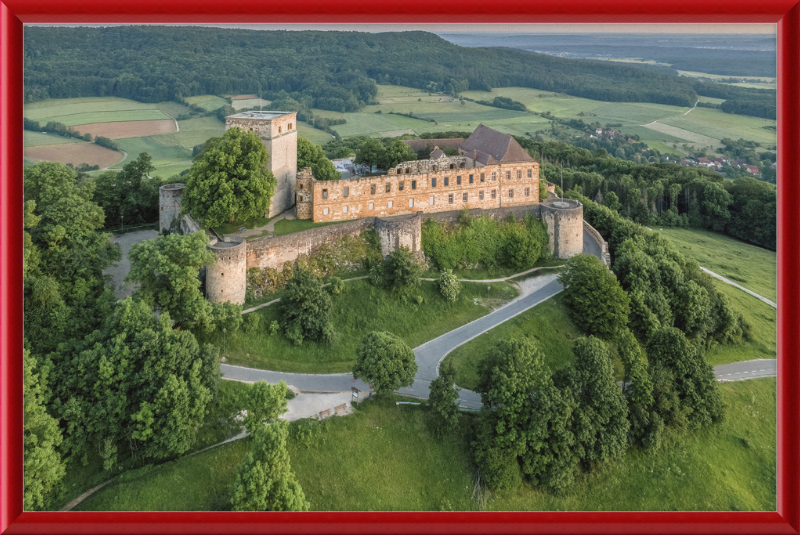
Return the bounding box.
[225,111,298,217]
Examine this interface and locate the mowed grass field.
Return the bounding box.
[185,94,229,111]
[23,130,81,147]
[196,279,519,374]
[23,97,170,125]
[76,377,775,512]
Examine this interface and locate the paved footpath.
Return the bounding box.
[700,267,777,309]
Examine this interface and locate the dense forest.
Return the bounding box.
[24,26,710,111]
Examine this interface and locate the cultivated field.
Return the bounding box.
[297,122,334,145]
[23,97,168,124]
[24,142,123,168]
[229,97,271,110]
[659,107,776,146]
[110,137,191,168]
[184,94,229,111]
[77,119,177,139]
[23,131,81,147]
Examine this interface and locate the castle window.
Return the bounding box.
[444,177,449,186]
[429,196,434,205]
[399,181,404,191]
[506,171,511,180]
[517,170,522,179]
[289,123,293,129]
[369,202,374,210]
[343,206,348,213]
[528,169,532,178]
[409,199,414,208]
[386,183,391,193]
[406,168,411,174]
[299,184,303,189]
[432,166,438,172]
[480,173,485,182]
[479,191,484,200]
[411,180,417,190]
[371,184,376,195]
[343,187,349,197]
[449,194,454,204]
[324,208,329,215]
[456,176,461,185]
[388,201,393,208]
[463,193,468,202]
[221,273,224,276]
[460,162,465,169]
[278,126,282,133]
[492,172,497,181]
[322,189,328,199]
[432,177,437,187]
[469,174,474,184]
[450,164,455,170]
[491,189,496,199]
[525,187,530,197]
[509,189,514,198]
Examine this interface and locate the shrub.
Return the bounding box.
[382,246,423,296]
[352,331,418,396]
[328,276,345,295]
[438,269,461,302]
[243,313,262,334]
[279,269,334,346]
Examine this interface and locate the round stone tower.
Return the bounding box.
[159,183,186,234]
[374,212,423,257]
[296,167,314,220]
[541,198,583,259]
[206,236,248,305]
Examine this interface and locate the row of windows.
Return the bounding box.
[320,170,534,199]
[319,188,532,215]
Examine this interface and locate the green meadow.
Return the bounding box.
[75,378,776,512]
[23,130,81,147]
[184,94,230,111]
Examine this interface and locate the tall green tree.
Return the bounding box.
[565,336,630,465]
[125,232,216,329]
[558,254,630,340]
[93,152,159,227]
[354,138,384,171]
[243,381,289,434]
[297,137,340,181]
[380,246,423,297]
[428,359,460,436]
[353,331,417,396]
[23,349,66,511]
[229,421,309,512]
[182,128,277,226]
[378,139,417,170]
[278,269,334,345]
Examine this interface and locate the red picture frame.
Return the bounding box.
[1,1,798,533]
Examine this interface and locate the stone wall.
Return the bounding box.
[308,161,540,223]
[206,236,248,305]
[159,183,185,233]
[583,220,612,267]
[423,203,542,225]
[541,199,584,259]
[374,213,423,257]
[295,167,314,220]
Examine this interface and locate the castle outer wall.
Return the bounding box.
[206,236,248,305]
[301,161,540,223]
[541,199,584,259]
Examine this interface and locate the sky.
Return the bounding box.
[28,23,776,34]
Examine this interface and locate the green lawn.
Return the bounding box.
[197,279,519,373]
[657,228,777,303]
[24,97,167,124]
[23,131,82,147]
[111,136,192,168]
[660,107,776,146]
[443,292,582,391]
[297,122,335,145]
[184,94,230,111]
[272,218,344,236]
[149,162,193,179]
[76,378,775,512]
[212,214,277,236]
[152,116,225,149]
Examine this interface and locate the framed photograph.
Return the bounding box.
[1,0,798,533]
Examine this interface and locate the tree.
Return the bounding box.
[502,214,549,270]
[51,298,218,466]
[125,232,217,329]
[353,331,417,396]
[381,246,423,296]
[23,349,66,510]
[182,127,277,226]
[354,138,384,171]
[229,421,310,511]
[379,139,417,170]
[243,381,289,434]
[646,327,723,428]
[278,268,334,345]
[558,254,630,340]
[438,269,461,303]
[297,137,339,181]
[565,336,630,465]
[428,359,460,435]
[605,191,621,212]
[93,152,159,227]
[616,329,662,448]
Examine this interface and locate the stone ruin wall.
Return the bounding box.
[206,236,248,305]
[583,220,611,267]
[159,183,185,234]
[373,213,423,257]
[541,199,584,259]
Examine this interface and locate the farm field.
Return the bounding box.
[297,122,335,145]
[443,292,583,391]
[184,94,229,111]
[77,119,177,139]
[23,130,81,147]
[24,142,123,168]
[229,97,271,110]
[23,97,170,124]
[659,107,777,146]
[677,70,776,83]
[110,136,191,168]
[196,279,519,374]
[76,378,775,512]
[152,116,226,150]
[149,162,193,179]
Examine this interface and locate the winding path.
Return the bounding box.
[700,266,777,308]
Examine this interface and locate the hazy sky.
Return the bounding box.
[30,23,776,34]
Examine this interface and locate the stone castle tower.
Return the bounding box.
[225,111,298,217]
